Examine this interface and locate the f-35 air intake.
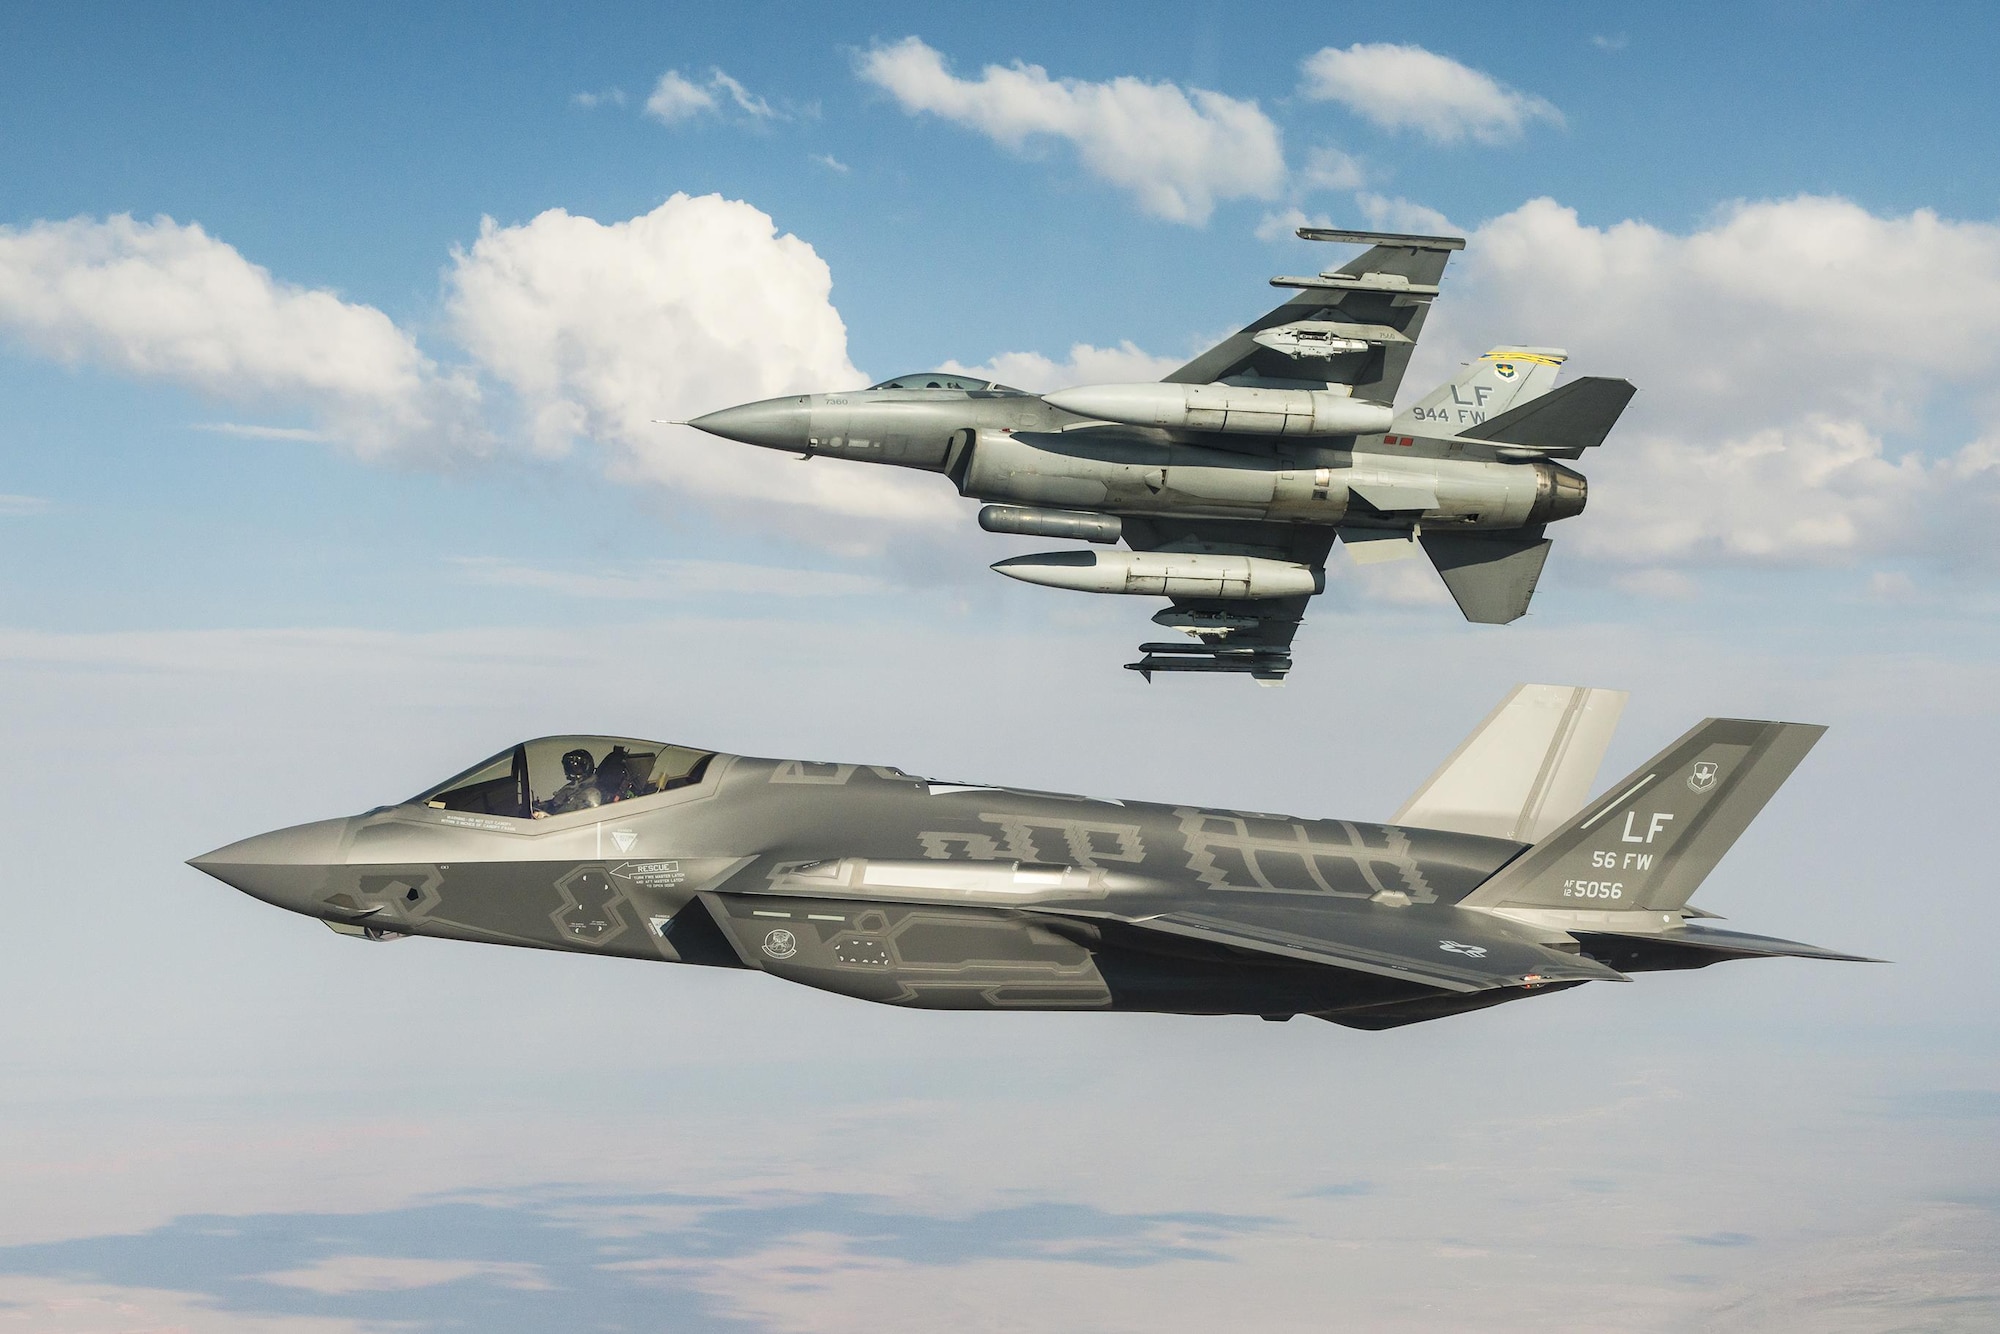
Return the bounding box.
[992,550,1322,599]
[1044,382,1395,438]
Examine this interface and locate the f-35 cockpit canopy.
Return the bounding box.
[414,736,715,820]
[865,373,1022,392]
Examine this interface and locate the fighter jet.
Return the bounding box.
[686,227,1636,683]
[190,686,1871,1031]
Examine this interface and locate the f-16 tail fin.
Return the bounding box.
[1458,717,1826,912]
[1457,376,1637,457]
[1392,684,1628,843]
[1393,347,1566,435]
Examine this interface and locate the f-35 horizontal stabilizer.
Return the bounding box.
[1457,377,1637,454]
[1420,530,1553,624]
[1571,925,1884,974]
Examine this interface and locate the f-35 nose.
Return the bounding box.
[189,817,351,913]
[686,397,812,451]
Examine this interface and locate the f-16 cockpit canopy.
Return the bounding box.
[413,736,715,820]
[865,373,1021,392]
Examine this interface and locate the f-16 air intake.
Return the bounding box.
[1042,382,1396,437]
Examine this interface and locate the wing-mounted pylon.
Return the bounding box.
[1169,228,1466,407]
[1118,516,1335,684]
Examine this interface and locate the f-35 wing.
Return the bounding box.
[1167,228,1465,408]
[1119,516,1334,684]
[1088,898,1629,993]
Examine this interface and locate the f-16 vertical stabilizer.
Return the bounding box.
[1393,347,1566,436]
[1459,716,1826,913]
[1393,684,1628,843]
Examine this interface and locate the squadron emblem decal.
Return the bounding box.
[1688,761,1720,794]
[761,928,799,960]
[1493,362,1517,379]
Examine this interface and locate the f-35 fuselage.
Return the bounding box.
[195,745,1528,1021]
[191,712,1866,1031]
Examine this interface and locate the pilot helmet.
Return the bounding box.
[560,748,596,781]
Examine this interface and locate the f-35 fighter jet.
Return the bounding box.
[191,686,1870,1031]
[688,228,1636,683]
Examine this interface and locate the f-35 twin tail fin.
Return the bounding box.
[1459,716,1825,913]
[1393,683,1628,843]
[1453,713,1876,964]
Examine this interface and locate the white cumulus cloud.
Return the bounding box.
[645,67,778,125]
[941,341,1185,393]
[645,70,717,122]
[856,37,1284,224]
[1300,43,1563,145]
[0,213,482,458]
[445,193,950,524]
[1426,196,2000,571]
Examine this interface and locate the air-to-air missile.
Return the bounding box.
[191,686,1873,1030]
[685,227,1634,683]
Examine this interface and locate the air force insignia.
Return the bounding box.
[1494,362,1517,379]
[1438,940,1488,958]
[761,928,799,960]
[1688,762,1720,794]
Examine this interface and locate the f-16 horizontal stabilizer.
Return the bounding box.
[1460,717,1827,913]
[1393,683,1628,842]
[1420,530,1553,624]
[1457,377,1637,454]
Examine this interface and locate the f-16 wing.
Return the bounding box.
[1118,515,1334,683]
[1167,228,1465,408]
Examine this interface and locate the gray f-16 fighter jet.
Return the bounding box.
[687,228,1636,683]
[191,686,1870,1031]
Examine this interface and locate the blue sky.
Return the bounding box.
[3,4,1999,1329]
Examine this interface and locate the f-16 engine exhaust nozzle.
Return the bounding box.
[686,397,811,452]
[1529,461,1588,524]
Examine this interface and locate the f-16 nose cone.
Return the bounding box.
[686,397,811,451]
[189,817,351,911]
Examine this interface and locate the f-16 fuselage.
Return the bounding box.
[691,381,1587,535]
[191,703,1869,1031]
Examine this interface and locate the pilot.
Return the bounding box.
[594,746,637,804]
[535,748,604,817]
